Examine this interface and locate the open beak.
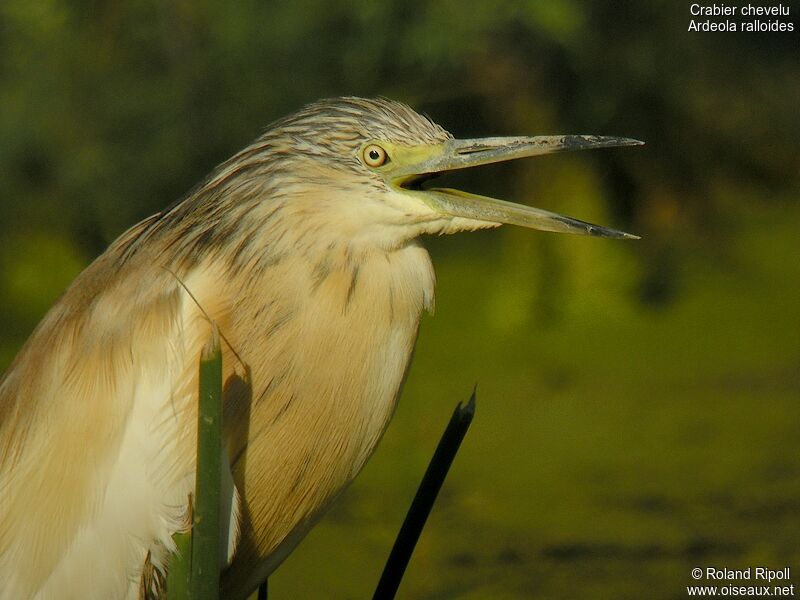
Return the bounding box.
[390,136,644,239]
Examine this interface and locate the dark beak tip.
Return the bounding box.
[600,230,642,240]
[608,229,641,240]
[608,137,645,147]
[561,135,645,151]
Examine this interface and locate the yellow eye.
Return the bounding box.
[362,144,388,167]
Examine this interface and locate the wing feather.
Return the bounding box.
[0,220,226,599]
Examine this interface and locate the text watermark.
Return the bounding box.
[688,566,795,596]
[688,3,795,32]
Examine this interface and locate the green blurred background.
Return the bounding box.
[1,1,799,598]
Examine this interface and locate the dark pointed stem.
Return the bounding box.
[373,389,477,600]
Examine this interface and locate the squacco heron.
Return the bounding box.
[0,97,640,599]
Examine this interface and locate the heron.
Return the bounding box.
[0,97,640,599]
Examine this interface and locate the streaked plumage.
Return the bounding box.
[0,97,640,599]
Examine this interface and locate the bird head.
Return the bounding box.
[257,97,642,246]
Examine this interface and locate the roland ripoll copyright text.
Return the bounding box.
[688,567,795,597]
[692,567,791,583]
[689,3,795,32]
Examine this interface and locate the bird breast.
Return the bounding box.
[200,237,436,597]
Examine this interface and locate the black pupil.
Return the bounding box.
[369,149,380,161]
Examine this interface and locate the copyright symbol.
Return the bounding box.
[692,568,703,580]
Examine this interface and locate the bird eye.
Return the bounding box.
[362,144,388,167]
